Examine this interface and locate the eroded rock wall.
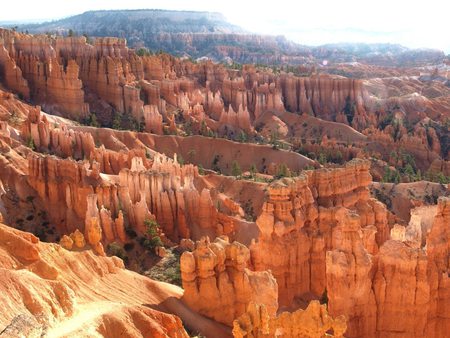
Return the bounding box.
[181,236,278,326]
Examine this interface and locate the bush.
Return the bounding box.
[250,164,257,179]
[111,111,123,130]
[212,154,221,172]
[125,227,137,239]
[87,113,99,127]
[136,47,151,57]
[275,163,289,179]
[343,95,355,124]
[143,219,163,250]
[26,137,36,150]
[176,154,184,166]
[107,242,127,261]
[318,153,327,165]
[382,166,401,183]
[198,164,205,175]
[231,161,242,178]
[237,131,248,143]
[124,242,135,251]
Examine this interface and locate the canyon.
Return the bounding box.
[0,27,448,338]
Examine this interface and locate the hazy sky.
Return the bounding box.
[1,0,449,53]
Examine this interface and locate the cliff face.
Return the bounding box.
[26,150,230,243]
[0,30,89,118]
[425,197,450,337]
[0,39,30,100]
[17,112,450,337]
[279,74,369,128]
[249,159,388,309]
[13,99,448,336]
[243,161,449,337]
[21,106,96,160]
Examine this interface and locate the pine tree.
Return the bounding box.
[250,164,257,179]
[231,161,242,178]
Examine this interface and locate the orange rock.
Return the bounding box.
[372,240,430,337]
[99,206,115,242]
[0,224,40,262]
[143,104,163,134]
[114,210,126,242]
[59,235,73,250]
[280,74,368,128]
[84,194,104,255]
[425,197,450,337]
[250,159,388,309]
[326,209,376,337]
[181,236,278,326]
[0,40,30,100]
[70,229,86,248]
[219,104,253,133]
[232,300,347,338]
[0,221,190,337]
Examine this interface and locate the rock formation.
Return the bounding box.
[84,194,105,255]
[232,301,347,338]
[326,209,377,337]
[280,74,369,128]
[180,236,278,326]
[425,197,450,337]
[143,104,164,134]
[25,134,239,247]
[250,159,388,307]
[219,104,253,134]
[0,39,30,100]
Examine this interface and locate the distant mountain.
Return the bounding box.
[14,9,446,67]
[19,9,245,36]
[313,43,445,67]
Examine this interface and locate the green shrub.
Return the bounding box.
[231,161,242,178]
[26,137,36,150]
[198,164,205,175]
[107,242,127,261]
[143,219,163,250]
[136,47,152,57]
[275,163,289,178]
[343,95,356,124]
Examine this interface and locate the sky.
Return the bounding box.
[1,0,449,53]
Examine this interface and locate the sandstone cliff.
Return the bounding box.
[249,159,388,308]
